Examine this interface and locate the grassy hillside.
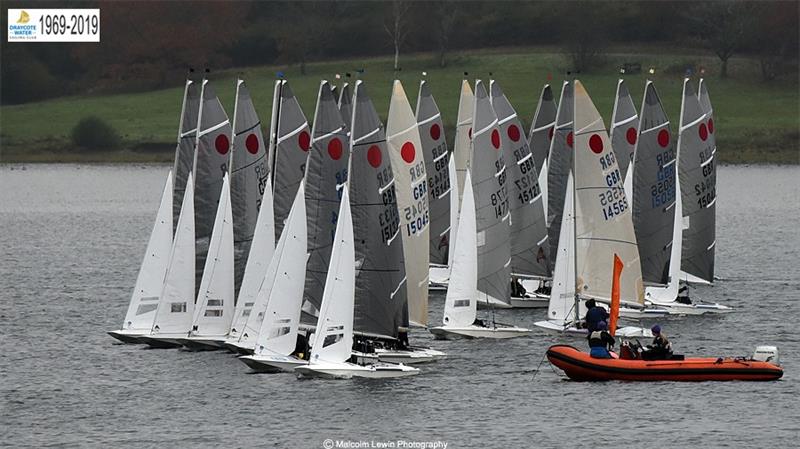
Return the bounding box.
[1,47,797,163]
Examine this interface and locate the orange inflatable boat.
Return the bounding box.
[547,345,783,382]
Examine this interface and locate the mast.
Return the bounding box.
[570,78,580,326]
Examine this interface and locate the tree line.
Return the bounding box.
[2,0,797,105]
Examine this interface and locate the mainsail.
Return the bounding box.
[528,84,558,176]
[339,82,353,131]
[271,80,311,242]
[416,80,451,266]
[303,80,350,318]
[631,81,676,286]
[172,79,201,234]
[680,79,716,283]
[348,81,407,338]
[573,80,644,305]
[453,80,474,206]
[192,79,232,295]
[546,81,574,273]
[151,174,196,335]
[121,171,173,332]
[610,79,639,181]
[387,80,430,327]
[190,174,234,337]
[230,79,269,296]
[472,80,511,307]
[490,80,549,278]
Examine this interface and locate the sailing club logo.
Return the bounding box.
[8,10,36,40]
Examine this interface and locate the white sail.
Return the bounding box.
[447,156,460,272]
[453,80,474,205]
[573,80,644,305]
[121,171,173,332]
[309,184,355,364]
[190,174,235,337]
[386,80,430,327]
[151,174,196,335]
[546,172,576,324]
[253,182,308,356]
[229,175,275,339]
[443,170,478,327]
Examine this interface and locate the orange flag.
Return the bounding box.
[609,254,624,336]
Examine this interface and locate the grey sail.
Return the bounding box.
[192,79,232,294]
[303,80,350,316]
[610,79,639,181]
[632,81,676,286]
[348,81,407,338]
[527,84,558,176]
[680,79,716,283]
[230,79,269,296]
[472,80,511,306]
[330,84,338,101]
[490,80,549,278]
[546,81,574,273]
[338,82,353,131]
[416,80,451,265]
[271,80,311,242]
[172,79,201,235]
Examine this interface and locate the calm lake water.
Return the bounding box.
[1,164,798,448]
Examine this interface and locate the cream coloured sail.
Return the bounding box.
[572,80,644,305]
[387,80,430,327]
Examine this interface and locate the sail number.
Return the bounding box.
[599,186,629,220]
[512,146,541,205]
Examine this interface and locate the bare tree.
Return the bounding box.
[385,0,411,71]
[561,1,608,73]
[689,1,757,79]
[434,1,459,68]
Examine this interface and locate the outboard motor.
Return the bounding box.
[752,346,780,366]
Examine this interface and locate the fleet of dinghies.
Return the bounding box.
[110,73,736,379]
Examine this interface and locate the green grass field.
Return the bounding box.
[1,47,797,163]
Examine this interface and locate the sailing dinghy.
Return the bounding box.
[490,80,549,308]
[295,186,419,379]
[179,175,235,350]
[534,80,651,338]
[238,183,310,372]
[140,174,196,348]
[108,171,173,343]
[429,170,531,339]
[610,79,639,185]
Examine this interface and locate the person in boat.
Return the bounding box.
[643,324,673,360]
[583,299,609,332]
[587,320,615,359]
[676,285,692,305]
[473,318,488,328]
[511,277,526,297]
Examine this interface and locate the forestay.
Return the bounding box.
[121,171,173,332]
[191,174,234,337]
[632,81,676,286]
[573,80,644,305]
[490,80,549,279]
[442,171,478,328]
[303,81,350,319]
[680,79,716,283]
[471,80,511,307]
[192,79,232,295]
[271,80,311,242]
[349,81,407,339]
[387,80,430,327]
[610,79,639,181]
[416,80,451,266]
[230,79,269,296]
[546,81,574,274]
[172,79,201,234]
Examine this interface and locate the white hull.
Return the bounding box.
[295,361,419,379]
[177,336,227,351]
[533,320,653,338]
[509,295,549,309]
[618,306,671,319]
[107,329,149,344]
[239,353,308,373]
[138,333,188,348]
[428,264,449,291]
[429,325,531,340]
[374,347,447,364]
[648,301,733,316]
[223,339,255,355]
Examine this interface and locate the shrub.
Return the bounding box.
[71,116,121,151]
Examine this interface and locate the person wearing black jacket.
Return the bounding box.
[587,320,615,358]
[584,299,609,332]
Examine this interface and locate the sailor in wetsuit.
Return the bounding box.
[587,320,615,359]
[583,299,609,332]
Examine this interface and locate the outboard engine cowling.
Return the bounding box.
[753,346,780,366]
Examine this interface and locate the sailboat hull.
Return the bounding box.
[428,264,449,291]
[107,329,148,344]
[476,297,513,310]
[238,353,308,373]
[547,345,783,382]
[223,340,255,355]
[534,320,653,338]
[618,306,671,319]
[138,334,186,349]
[374,347,447,364]
[176,336,226,351]
[509,295,549,308]
[295,361,419,379]
[648,301,733,316]
[429,325,531,340]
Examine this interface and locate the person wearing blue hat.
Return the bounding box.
[642,324,673,360]
[587,320,616,359]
